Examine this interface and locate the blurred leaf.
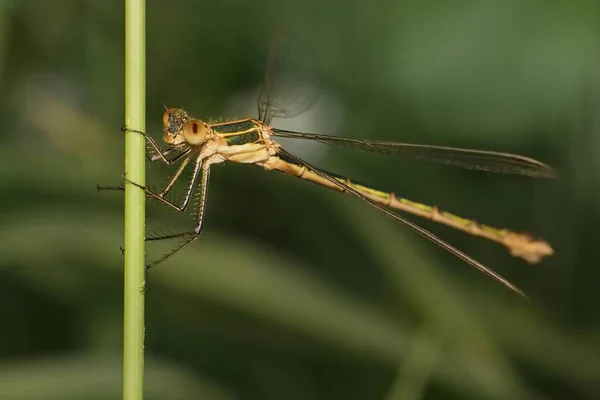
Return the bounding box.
[0,354,239,400]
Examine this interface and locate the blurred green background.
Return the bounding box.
[1,0,599,399]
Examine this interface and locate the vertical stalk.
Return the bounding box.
[123,0,146,399]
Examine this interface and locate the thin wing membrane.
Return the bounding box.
[272,129,556,178]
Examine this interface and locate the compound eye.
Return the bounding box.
[182,119,208,145]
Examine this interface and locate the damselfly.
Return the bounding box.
[101,42,556,298]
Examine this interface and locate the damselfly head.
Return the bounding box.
[162,108,191,146]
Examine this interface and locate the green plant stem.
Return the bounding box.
[123,0,146,399]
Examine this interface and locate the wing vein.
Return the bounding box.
[272,129,556,178]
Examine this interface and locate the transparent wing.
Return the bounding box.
[271,129,556,178]
[258,29,320,125]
